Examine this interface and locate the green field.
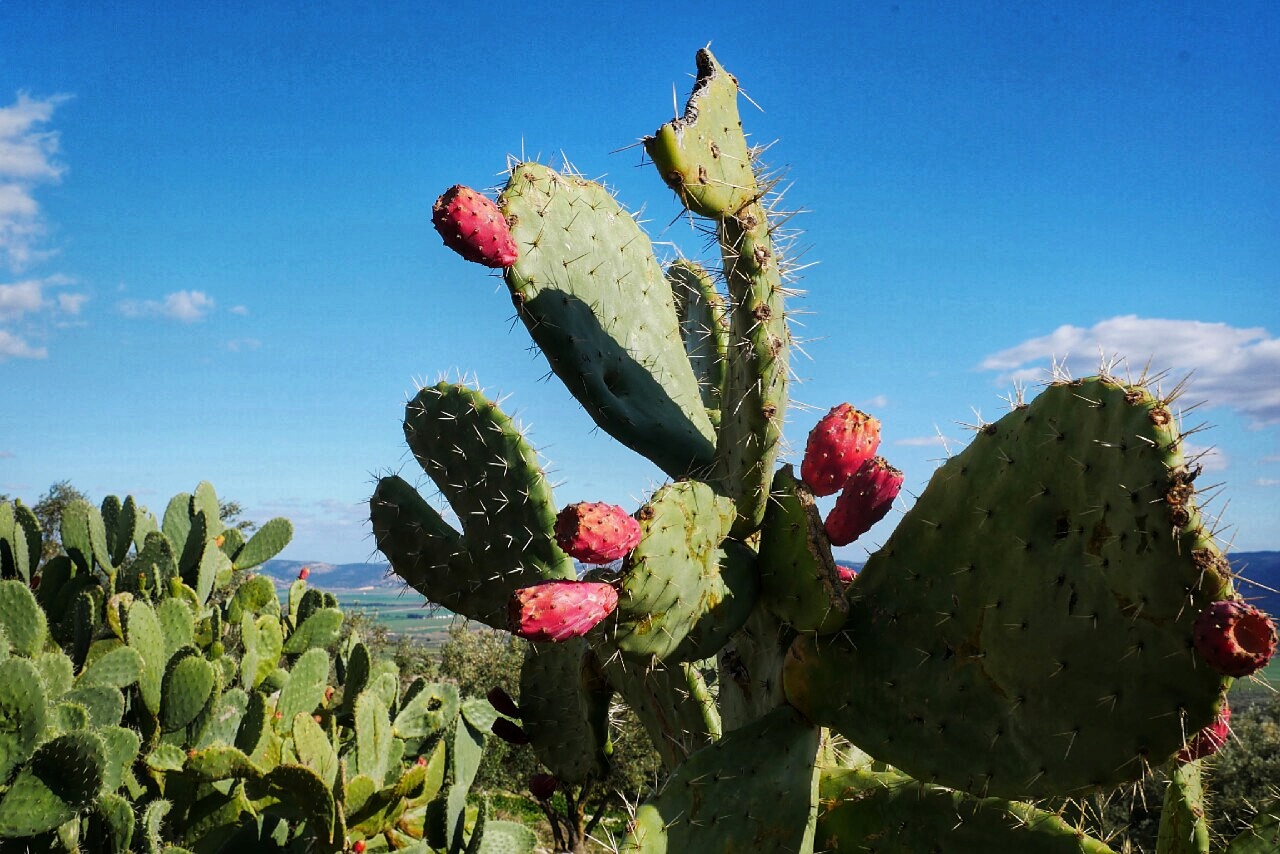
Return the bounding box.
[327,588,461,647]
[1229,657,1280,708]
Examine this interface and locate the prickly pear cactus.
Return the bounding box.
[0,485,518,853]
[380,49,1273,853]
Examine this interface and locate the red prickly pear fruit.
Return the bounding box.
[801,404,882,497]
[836,565,858,586]
[1192,600,1278,677]
[824,456,903,547]
[487,686,522,719]
[554,502,642,564]
[508,580,619,643]
[431,185,519,268]
[492,716,531,745]
[529,773,558,800]
[298,566,310,580]
[1177,699,1231,763]
[353,841,366,854]
[416,755,428,766]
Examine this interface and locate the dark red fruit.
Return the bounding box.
[824,456,903,546]
[487,686,522,719]
[1192,600,1277,678]
[800,403,882,497]
[529,772,558,800]
[1177,700,1231,763]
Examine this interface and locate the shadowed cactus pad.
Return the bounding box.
[785,375,1234,798]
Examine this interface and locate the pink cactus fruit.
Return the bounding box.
[1177,699,1231,763]
[486,686,522,719]
[529,773,558,801]
[508,580,619,643]
[800,404,882,497]
[431,184,519,268]
[298,566,310,580]
[554,502,642,564]
[836,565,858,586]
[1192,600,1278,678]
[824,456,903,547]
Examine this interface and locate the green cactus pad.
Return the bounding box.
[784,376,1234,798]
[1158,761,1210,854]
[282,606,343,654]
[120,530,177,600]
[124,600,166,715]
[478,820,539,854]
[97,725,140,793]
[643,48,758,219]
[519,640,611,785]
[757,465,848,634]
[622,704,820,853]
[1226,799,1280,853]
[394,682,459,739]
[184,744,263,781]
[226,574,280,624]
[372,382,574,628]
[92,791,136,854]
[500,162,718,479]
[0,578,47,657]
[233,517,293,570]
[156,597,196,657]
[277,647,330,725]
[159,649,216,732]
[612,480,753,661]
[0,656,48,783]
[815,765,1116,853]
[291,711,338,787]
[240,613,283,691]
[598,652,720,771]
[668,259,729,429]
[195,686,248,748]
[0,502,36,584]
[0,730,108,836]
[63,684,125,727]
[76,644,143,690]
[355,689,394,787]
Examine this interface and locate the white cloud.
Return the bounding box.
[226,338,261,352]
[1256,479,1280,488]
[0,451,14,459]
[229,305,249,316]
[119,289,216,322]
[980,316,1280,426]
[56,292,87,315]
[0,329,46,359]
[0,280,42,319]
[0,93,69,271]
[862,394,889,410]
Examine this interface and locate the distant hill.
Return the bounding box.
[263,552,1280,616]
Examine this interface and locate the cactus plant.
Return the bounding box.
[371,48,1276,852]
[0,485,524,853]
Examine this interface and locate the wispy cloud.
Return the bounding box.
[1256,479,1280,488]
[980,316,1280,426]
[226,338,261,352]
[0,93,69,271]
[0,94,85,361]
[119,289,216,322]
[1182,442,1229,474]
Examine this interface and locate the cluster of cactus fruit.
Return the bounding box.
[0,485,537,853]
[374,48,1280,852]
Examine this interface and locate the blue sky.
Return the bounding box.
[2,1,1277,563]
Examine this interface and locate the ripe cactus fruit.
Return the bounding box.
[800,403,882,497]
[508,580,619,643]
[298,566,310,580]
[431,184,519,268]
[1178,699,1231,763]
[825,456,904,546]
[553,502,642,564]
[837,565,858,585]
[1192,600,1278,677]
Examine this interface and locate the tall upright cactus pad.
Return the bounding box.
[668,259,729,428]
[784,375,1233,798]
[500,162,718,480]
[621,704,820,853]
[371,381,574,629]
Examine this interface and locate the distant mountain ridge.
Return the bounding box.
[261,552,1280,617]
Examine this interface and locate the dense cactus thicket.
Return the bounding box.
[0,484,535,853]
[373,49,1280,852]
